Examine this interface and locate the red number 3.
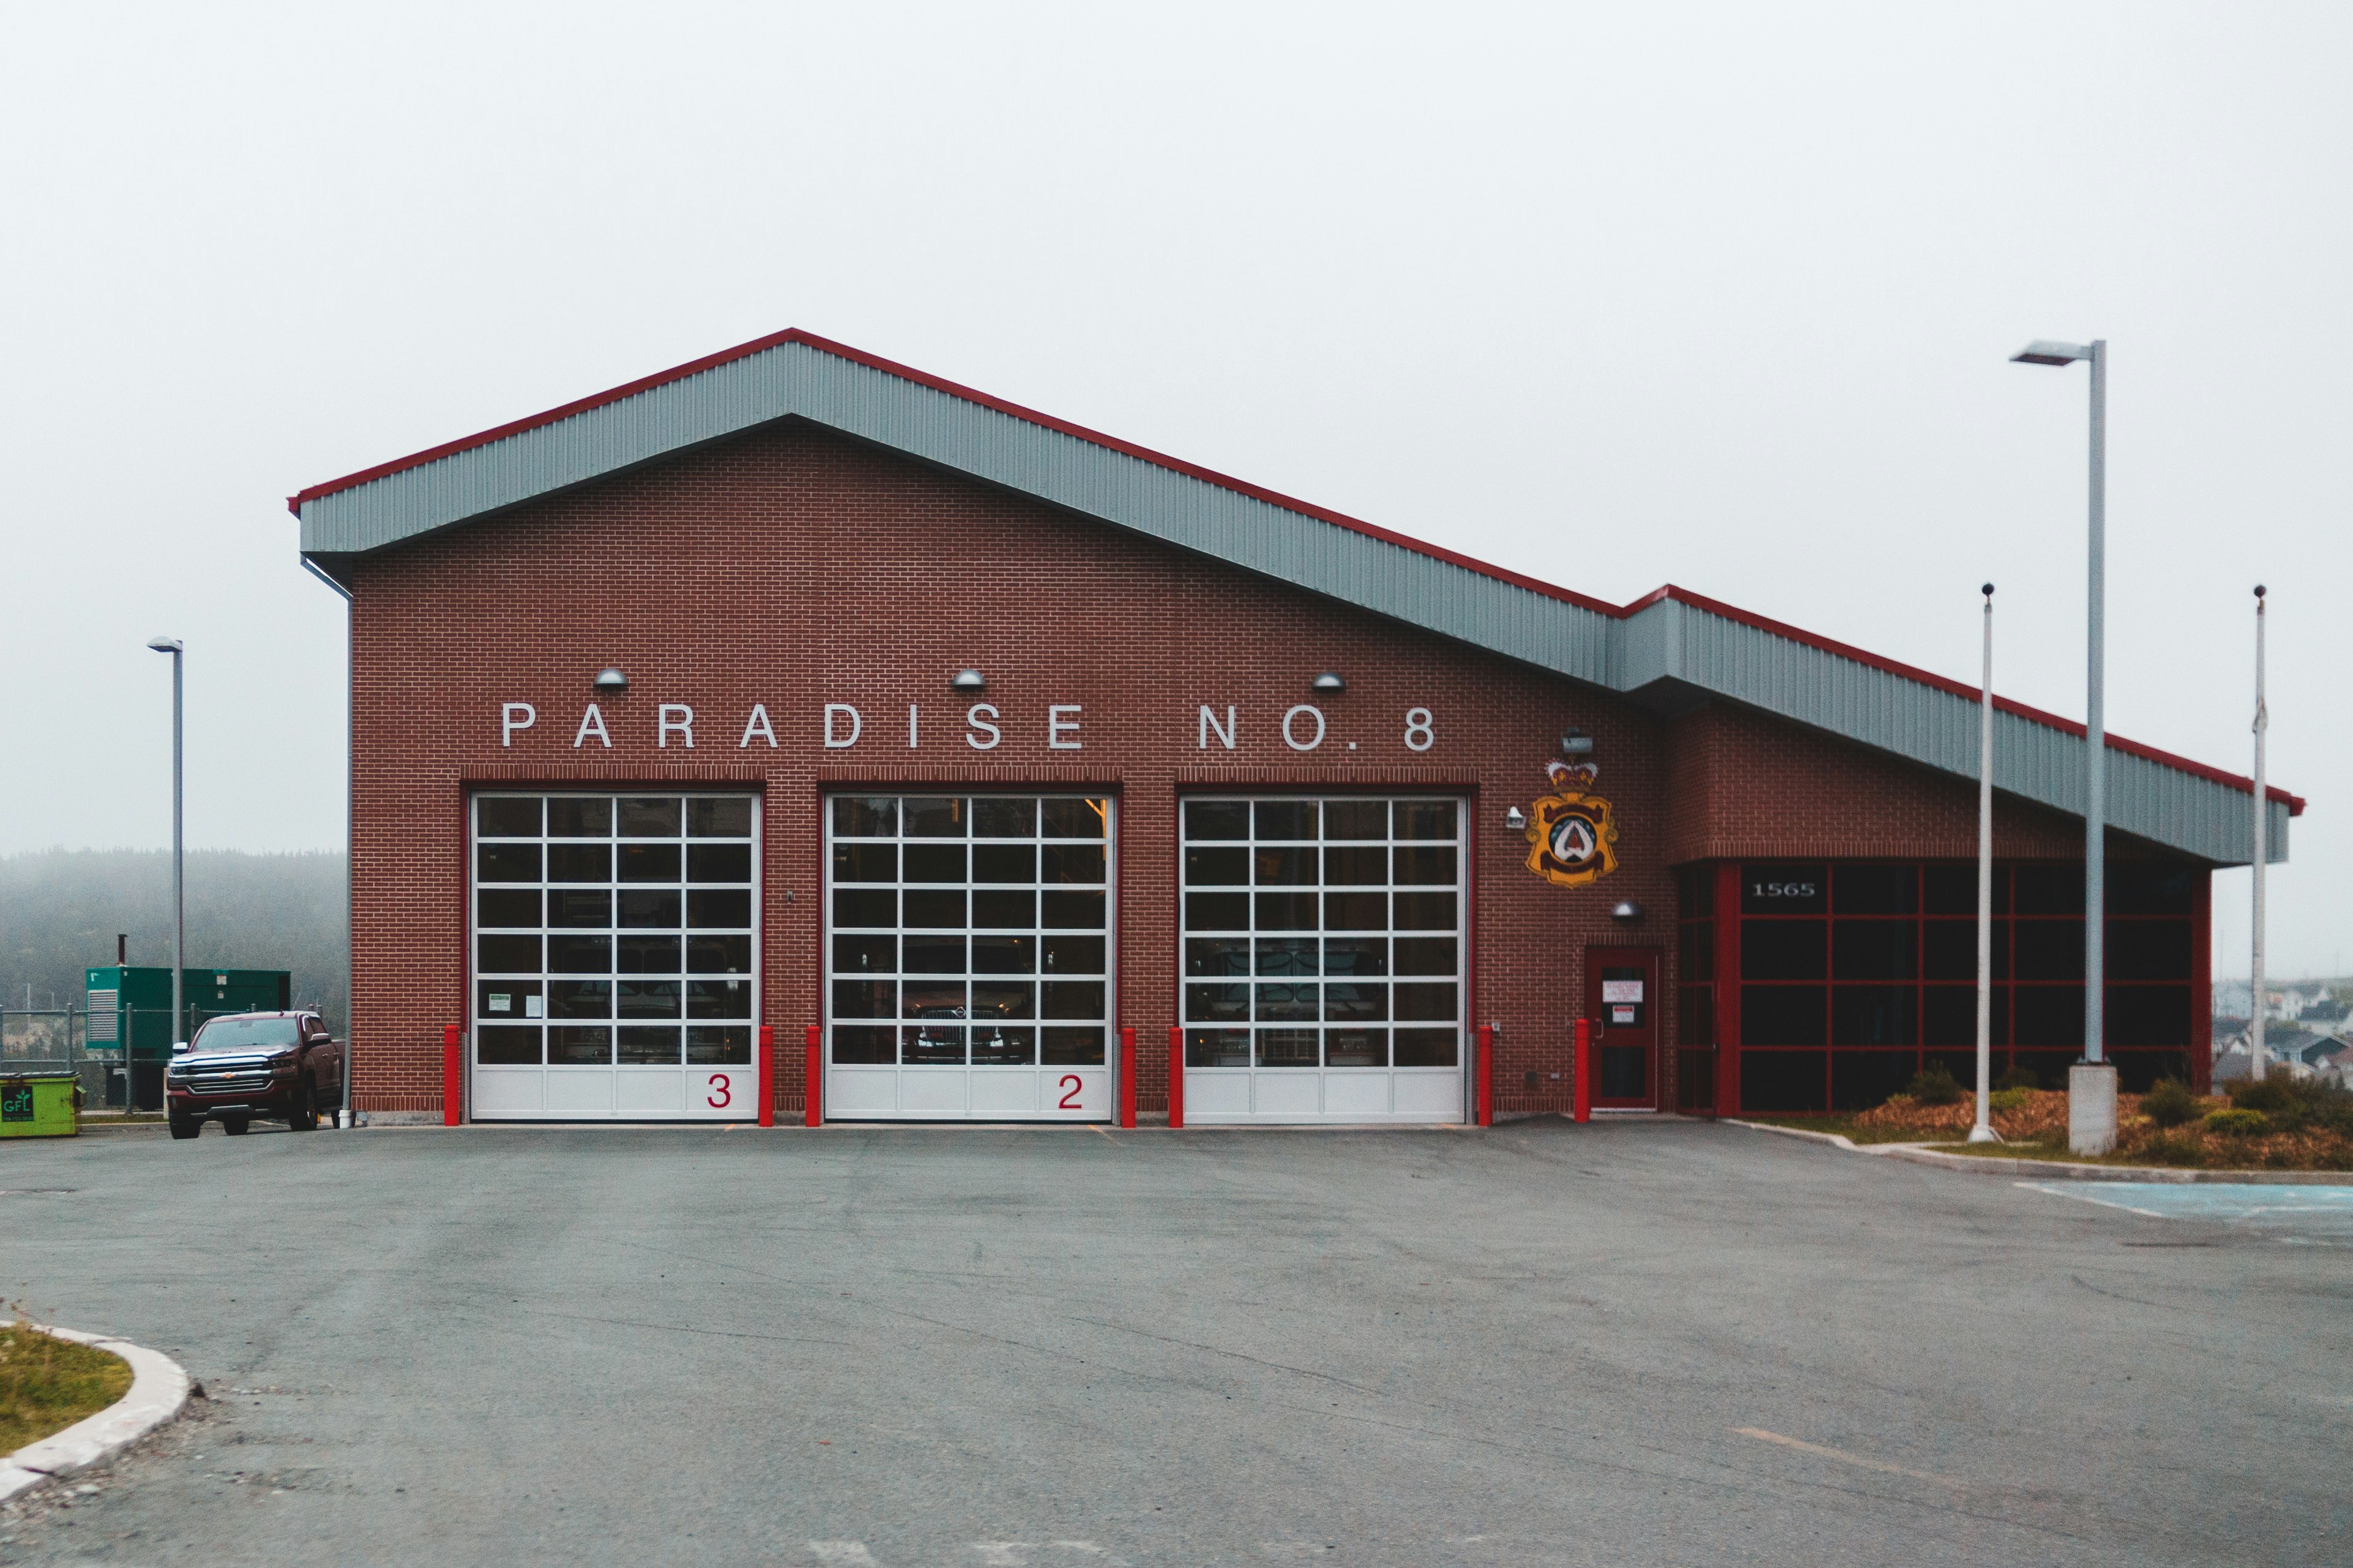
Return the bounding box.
[1058,1075,1083,1110]
[707,1073,732,1109]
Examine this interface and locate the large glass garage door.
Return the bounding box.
[471,793,758,1120]
[1182,797,1466,1124]
[826,794,1115,1120]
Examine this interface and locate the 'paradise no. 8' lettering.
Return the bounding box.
[496,701,1437,754]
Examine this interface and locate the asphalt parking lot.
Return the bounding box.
[1,1117,2346,1567]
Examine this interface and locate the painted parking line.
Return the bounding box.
[2022,1182,2353,1242]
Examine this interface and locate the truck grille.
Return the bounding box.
[184,1069,273,1095]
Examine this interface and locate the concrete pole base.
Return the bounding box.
[1966,1124,2003,1144]
[2068,1062,2119,1156]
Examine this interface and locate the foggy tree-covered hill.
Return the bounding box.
[0,850,347,1032]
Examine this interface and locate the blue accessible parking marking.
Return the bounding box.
[2024,1181,2353,1244]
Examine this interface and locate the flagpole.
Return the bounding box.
[1971,585,2000,1143]
[2250,585,2268,1082]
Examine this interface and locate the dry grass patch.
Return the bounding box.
[0,1319,132,1455]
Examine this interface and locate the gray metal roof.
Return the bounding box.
[294,329,2298,867]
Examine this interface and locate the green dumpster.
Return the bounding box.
[0,1074,81,1138]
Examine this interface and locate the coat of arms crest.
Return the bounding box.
[1522,759,1619,888]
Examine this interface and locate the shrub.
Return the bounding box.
[2226,1075,2353,1136]
[2204,1108,2268,1138]
[2230,1079,2296,1114]
[1995,1064,2041,1092]
[2141,1076,2198,1128]
[1990,1087,2033,1114]
[2142,1132,2207,1167]
[1905,1062,1964,1106]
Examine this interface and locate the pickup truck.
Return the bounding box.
[165,1011,344,1138]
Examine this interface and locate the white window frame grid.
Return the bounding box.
[823,792,1117,1122]
[1178,794,1467,1124]
[469,790,761,1120]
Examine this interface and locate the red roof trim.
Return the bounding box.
[290,330,2303,817]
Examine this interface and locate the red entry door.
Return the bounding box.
[1584,946,1662,1109]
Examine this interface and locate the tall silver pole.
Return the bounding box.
[171,646,184,1061]
[2251,585,2267,1082]
[2083,340,2107,1064]
[1971,584,1999,1141]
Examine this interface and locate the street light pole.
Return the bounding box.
[2011,337,2117,1152]
[146,636,185,1112]
[1971,584,2000,1143]
[2251,585,2268,1083]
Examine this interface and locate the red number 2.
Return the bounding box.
[707,1073,732,1109]
[1058,1075,1083,1110]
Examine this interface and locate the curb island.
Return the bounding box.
[1728,1117,2353,1186]
[0,1328,193,1503]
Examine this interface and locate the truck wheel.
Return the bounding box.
[222,1117,250,1136]
[289,1081,318,1132]
[169,1116,201,1140]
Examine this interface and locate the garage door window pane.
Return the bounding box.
[687,798,753,838]
[618,798,680,837]
[477,798,542,837]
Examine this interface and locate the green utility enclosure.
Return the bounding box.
[84,965,292,1110]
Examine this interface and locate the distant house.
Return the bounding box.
[2218,1026,2321,1083]
[2270,1029,2320,1079]
[2299,995,2350,1040]
[2213,1014,2250,1048]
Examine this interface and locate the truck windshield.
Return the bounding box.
[192,1018,301,1051]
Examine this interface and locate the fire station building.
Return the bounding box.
[293,330,2298,1125]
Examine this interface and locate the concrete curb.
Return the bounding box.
[1724,1118,2353,1186]
[0,1326,193,1502]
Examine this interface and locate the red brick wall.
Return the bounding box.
[344,420,2127,1120]
[1663,702,2128,864]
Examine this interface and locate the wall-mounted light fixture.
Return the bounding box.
[1504,806,1527,830]
[594,667,628,693]
[951,669,987,691]
[1610,899,1643,922]
[1560,730,1594,755]
[1312,672,1346,693]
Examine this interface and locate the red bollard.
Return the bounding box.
[1119,1027,1137,1128]
[1168,1026,1185,1130]
[1573,1018,1592,1124]
[442,1025,462,1127]
[804,1024,823,1127]
[1475,1024,1493,1127]
[757,1025,775,1127]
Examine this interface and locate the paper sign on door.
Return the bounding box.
[1610,1005,1637,1024]
[1602,980,1644,1003]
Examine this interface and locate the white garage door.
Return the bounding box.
[1181,796,1467,1124]
[826,794,1115,1121]
[470,792,759,1120]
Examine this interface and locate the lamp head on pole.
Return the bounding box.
[1982,582,1995,601]
[146,636,182,654]
[2254,584,2266,600]
[2011,339,2094,366]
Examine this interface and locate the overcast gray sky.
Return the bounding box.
[2,2,2346,977]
